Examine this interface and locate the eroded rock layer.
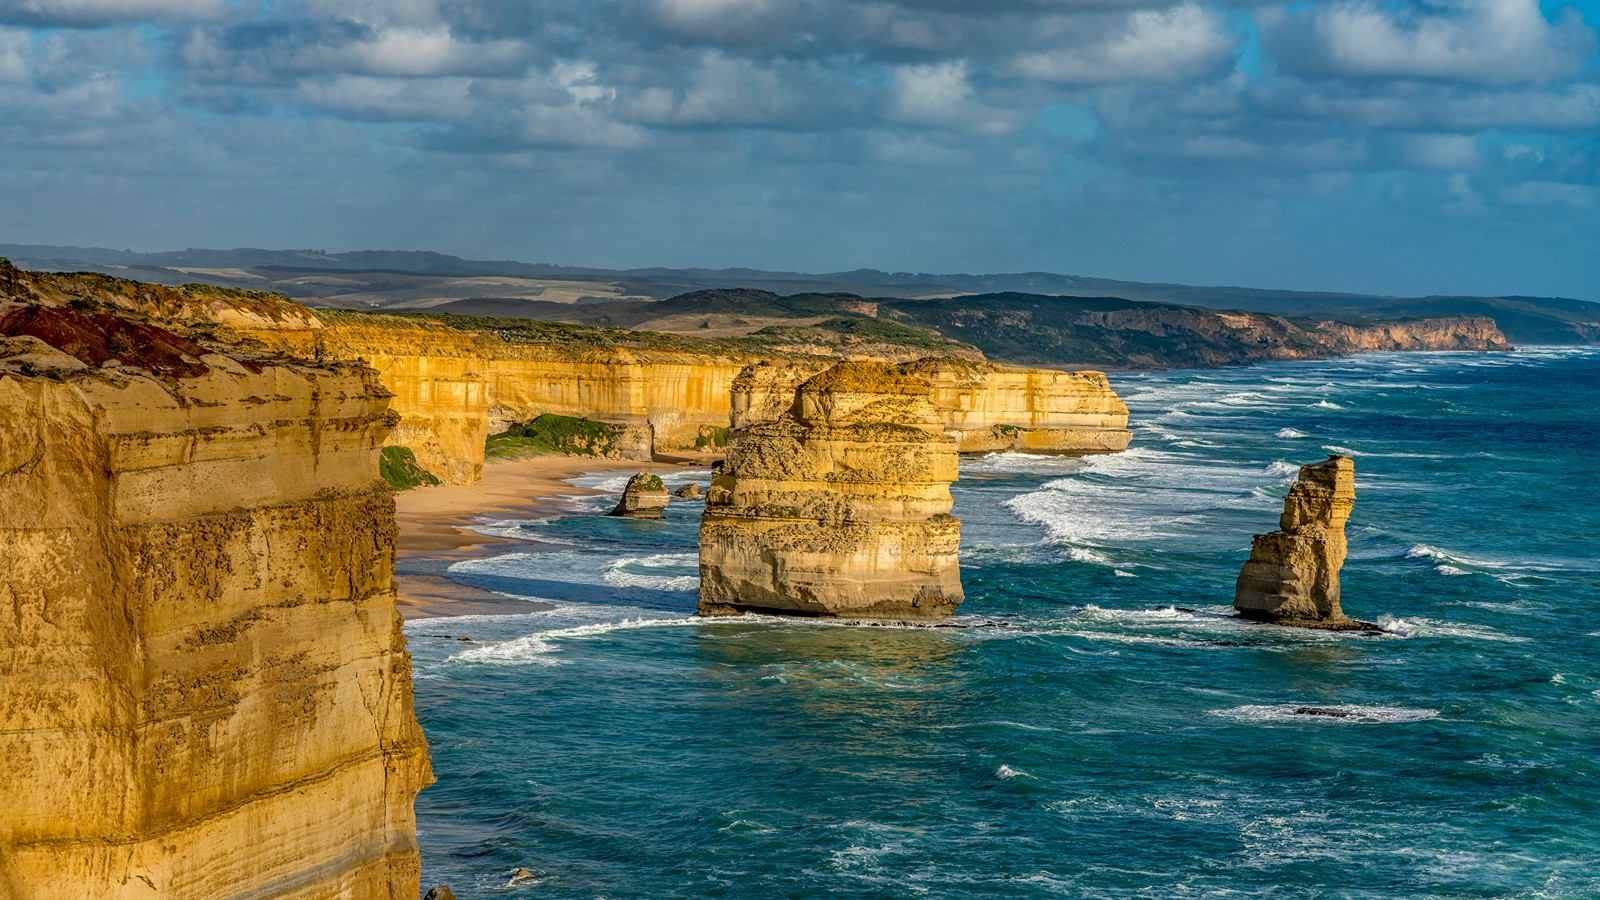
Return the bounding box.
[0,307,430,898]
[1235,455,1361,628]
[699,361,963,621]
[0,265,1135,485]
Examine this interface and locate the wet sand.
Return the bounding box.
[394,455,697,619]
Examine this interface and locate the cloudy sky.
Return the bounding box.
[1,0,1596,298]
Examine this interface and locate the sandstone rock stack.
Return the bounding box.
[1235,455,1363,628]
[0,304,430,897]
[698,361,963,621]
[608,472,670,518]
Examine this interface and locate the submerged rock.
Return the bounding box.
[1235,454,1369,629]
[607,472,670,518]
[1293,707,1353,719]
[698,360,963,621]
[507,867,541,886]
[424,888,458,900]
[673,482,702,500]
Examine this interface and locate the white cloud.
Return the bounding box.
[889,61,1019,134]
[1013,4,1234,84]
[1261,0,1598,85]
[0,28,29,83]
[1402,133,1479,170]
[293,27,527,77]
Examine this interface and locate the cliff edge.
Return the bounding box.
[0,291,430,898]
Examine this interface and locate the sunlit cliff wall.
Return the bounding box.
[0,310,430,899]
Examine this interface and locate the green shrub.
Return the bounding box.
[486,414,620,459]
[379,446,441,491]
[693,426,729,450]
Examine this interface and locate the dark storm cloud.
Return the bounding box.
[0,0,1596,298]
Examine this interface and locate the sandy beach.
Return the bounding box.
[394,455,699,619]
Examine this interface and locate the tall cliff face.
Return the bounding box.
[699,361,963,621]
[1235,455,1361,628]
[0,310,430,898]
[731,359,1132,453]
[1,266,1134,486]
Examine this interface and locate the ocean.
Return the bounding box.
[406,348,1600,898]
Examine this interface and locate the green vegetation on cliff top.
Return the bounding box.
[487,414,620,459]
[379,446,440,491]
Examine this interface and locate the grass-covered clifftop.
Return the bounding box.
[487,414,622,459]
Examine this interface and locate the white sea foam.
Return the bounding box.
[1212,704,1439,725]
[1065,547,1113,566]
[1276,428,1311,439]
[450,616,699,664]
[1322,444,1357,455]
[995,764,1025,779]
[1264,460,1302,480]
[602,553,701,591]
[1114,570,1137,578]
[1375,614,1417,638]
[959,452,1087,475]
[1313,400,1340,409]
[1376,615,1529,643]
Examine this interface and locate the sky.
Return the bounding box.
[0,0,1596,299]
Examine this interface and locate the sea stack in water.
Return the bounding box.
[698,360,963,621]
[1235,454,1364,628]
[609,472,671,518]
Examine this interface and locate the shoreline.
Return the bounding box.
[394,454,702,619]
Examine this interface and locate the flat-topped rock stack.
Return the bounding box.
[698,361,963,621]
[1235,455,1366,629]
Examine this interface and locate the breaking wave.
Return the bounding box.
[1211,704,1440,725]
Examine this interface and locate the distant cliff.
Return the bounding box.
[878,294,1511,370]
[459,287,1513,371]
[0,284,429,897]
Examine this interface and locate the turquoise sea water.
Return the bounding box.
[407,348,1600,898]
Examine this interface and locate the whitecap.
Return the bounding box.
[450,616,699,665]
[1322,444,1357,455]
[1264,460,1302,480]
[1065,547,1113,566]
[1211,704,1439,725]
[1113,570,1137,578]
[1378,616,1530,643]
[1313,400,1340,409]
[1276,428,1311,439]
[602,552,701,591]
[995,764,1025,779]
[1374,614,1416,638]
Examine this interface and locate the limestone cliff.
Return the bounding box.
[731,359,1132,452]
[1235,455,1362,628]
[246,315,1133,484]
[0,265,1134,486]
[698,361,963,621]
[0,303,430,898]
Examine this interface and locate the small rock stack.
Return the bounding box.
[1235,455,1364,628]
[608,472,670,519]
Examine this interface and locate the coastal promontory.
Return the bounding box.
[0,281,430,897]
